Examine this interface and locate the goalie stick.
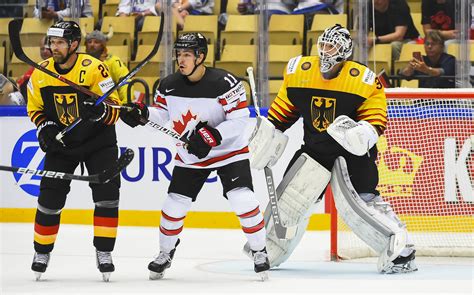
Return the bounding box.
[0,148,134,184]
[8,14,165,140]
[247,66,287,240]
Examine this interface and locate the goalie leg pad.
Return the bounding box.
[276,153,330,227]
[243,202,313,268]
[330,157,407,270]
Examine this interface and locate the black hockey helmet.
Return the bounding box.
[47,21,82,47]
[174,32,208,62]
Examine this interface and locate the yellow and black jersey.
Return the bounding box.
[103,54,133,104]
[27,53,120,147]
[268,55,387,148]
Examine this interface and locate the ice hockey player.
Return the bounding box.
[120,32,270,280]
[247,24,417,274]
[27,21,122,282]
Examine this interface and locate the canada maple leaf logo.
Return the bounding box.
[173,110,197,135]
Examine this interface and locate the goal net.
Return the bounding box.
[330,89,474,259]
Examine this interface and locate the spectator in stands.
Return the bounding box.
[172,0,214,16]
[154,2,186,29]
[85,30,133,103]
[368,0,420,61]
[34,0,93,20]
[292,1,343,32]
[399,30,455,88]
[16,36,53,102]
[117,0,159,31]
[421,0,457,42]
[237,0,295,15]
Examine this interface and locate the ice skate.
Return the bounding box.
[148,239,180,280]
[31,252,50,281]
[96,250,115,282]
[380,250,418,274]
[253,248,270,281]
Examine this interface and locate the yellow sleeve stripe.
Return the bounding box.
[29,111,47,127]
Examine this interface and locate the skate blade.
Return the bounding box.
[257,271,269,281]
[102,272,111,282]
[149,270,165,280]
[34,272,43,281]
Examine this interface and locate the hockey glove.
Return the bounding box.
[119,102,149,127]
[80,98,109,122]
[187,122,222,159]
[37,121,64,153]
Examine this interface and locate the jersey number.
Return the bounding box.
[224,73,238,88]
[375,78,383,89]
[98,64,109,78]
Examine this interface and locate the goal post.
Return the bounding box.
[330,89,474,260]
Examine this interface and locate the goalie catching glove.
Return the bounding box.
[120,102,149,127]
[186,121,222,159]
[327,115,379,156]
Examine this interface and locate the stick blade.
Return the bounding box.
[97,148,135,183]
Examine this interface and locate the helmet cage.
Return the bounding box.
[317,24,353,73]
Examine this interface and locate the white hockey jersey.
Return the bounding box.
[148,67,251,169]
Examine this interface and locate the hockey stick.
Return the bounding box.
[247,66,288,240]
[8,13,165,140]
[0,148,134,184]
[144,120,185,141]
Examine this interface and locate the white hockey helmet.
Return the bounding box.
[317,24,353,73]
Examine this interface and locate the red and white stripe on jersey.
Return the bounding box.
[217,82,248,116]
[153,90,168,110]
[175,146,249,167]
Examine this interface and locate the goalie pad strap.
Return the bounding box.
[330,156,406,259]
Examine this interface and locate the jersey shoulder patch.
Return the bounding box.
[286,55,302,75]
[361,67,375,85]
[81,58,92,67]
[98,77,115,93]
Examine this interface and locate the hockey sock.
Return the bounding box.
[159,193,192,253]
[93,203,119,252]
[227,187,266,251]
[34,207,61,253]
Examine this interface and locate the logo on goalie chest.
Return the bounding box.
[310,96,336,132]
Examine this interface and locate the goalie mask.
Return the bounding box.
[317,24,353,73]
[174,32,208,76]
